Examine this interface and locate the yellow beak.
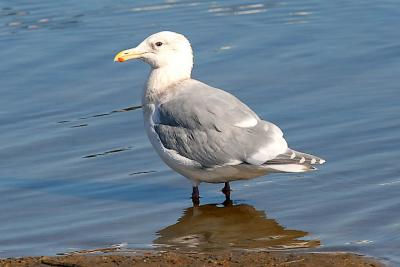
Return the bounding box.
[114,48,145,63]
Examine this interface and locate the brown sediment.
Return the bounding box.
[0,250,384,267]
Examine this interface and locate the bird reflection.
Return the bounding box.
[154,201,319,251]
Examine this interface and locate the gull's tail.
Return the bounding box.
[263,149,326,173]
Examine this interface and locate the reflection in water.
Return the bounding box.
[208,3,269,16]
[1,6,84,35]
[57,105,142,124]
[129,170,156,176]
[83,146,132,159]
[70,123,88,128]
[79,105,142,120]
[154,202,319,251]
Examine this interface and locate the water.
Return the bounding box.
[0,0,399,264]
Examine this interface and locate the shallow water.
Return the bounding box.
[0,0,399,264]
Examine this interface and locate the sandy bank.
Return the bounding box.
[0,250,384,267]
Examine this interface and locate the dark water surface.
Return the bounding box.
[1,0,399,264]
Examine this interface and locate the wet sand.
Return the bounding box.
[0,250,384,267]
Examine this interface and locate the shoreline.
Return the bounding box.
[0,250,385,267]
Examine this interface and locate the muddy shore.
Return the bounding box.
[0,250,384,267]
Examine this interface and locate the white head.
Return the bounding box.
[114,31,193,72]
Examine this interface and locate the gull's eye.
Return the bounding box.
[155,41,163,47]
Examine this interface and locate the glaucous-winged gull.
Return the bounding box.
[114,31,325,205]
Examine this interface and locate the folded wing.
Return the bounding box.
[153,80,289,168]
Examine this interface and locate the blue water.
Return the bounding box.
[0,0,399,264]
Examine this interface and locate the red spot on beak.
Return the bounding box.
[118,57,125,62]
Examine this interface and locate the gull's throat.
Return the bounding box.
[144,64,192,103]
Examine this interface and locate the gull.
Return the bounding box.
[114,31,325,205]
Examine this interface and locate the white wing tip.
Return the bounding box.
[234,117,258,128]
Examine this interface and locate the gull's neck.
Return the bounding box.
[143,64,192,104]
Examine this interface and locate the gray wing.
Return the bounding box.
[154,79,288,168]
